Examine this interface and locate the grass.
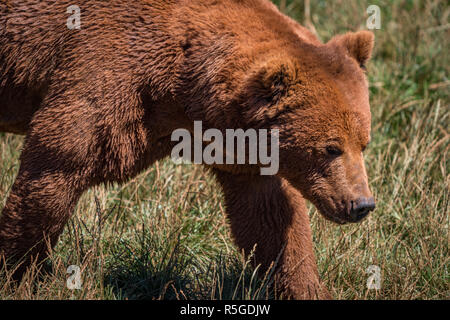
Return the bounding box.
[0,0,449,300]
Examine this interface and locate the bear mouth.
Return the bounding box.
[315,202,354,225]
[321,211,350,225]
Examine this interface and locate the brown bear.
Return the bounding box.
[0,0,375,299]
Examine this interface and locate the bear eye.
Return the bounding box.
[362,143,371,152]
[326,146,343,157]
[362,141,370,152]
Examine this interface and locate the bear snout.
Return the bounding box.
[349,197,376,222]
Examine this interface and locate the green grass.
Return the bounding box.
[0,0,449,299]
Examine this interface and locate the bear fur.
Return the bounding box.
[0,0,375,299]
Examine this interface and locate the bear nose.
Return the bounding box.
[350,197,375,222]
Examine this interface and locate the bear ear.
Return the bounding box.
[243,61,295,108]
[331,31,375,68]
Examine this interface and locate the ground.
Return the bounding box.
[0,0,448,299]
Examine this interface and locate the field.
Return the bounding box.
[0,0,448,299]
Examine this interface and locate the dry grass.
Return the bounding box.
[0,0,449,300]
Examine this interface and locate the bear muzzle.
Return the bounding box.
[349,197,376,222]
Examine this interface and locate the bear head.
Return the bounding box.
[239,31,376,224]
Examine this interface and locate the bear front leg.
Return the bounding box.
[214,170,331,300]
[0,164,87,277]
[0,119,95,277]
[0,82,152,277]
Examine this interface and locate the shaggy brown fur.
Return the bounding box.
[0,0,375,299]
